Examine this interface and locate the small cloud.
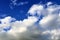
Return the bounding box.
[17,1,28,6]
[0,14,7,18]
[11,0,17,6]
[47,2,53,6]
[9,0,28,9]
[9,0,17,9]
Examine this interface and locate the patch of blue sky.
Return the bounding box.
[3,26,11,32]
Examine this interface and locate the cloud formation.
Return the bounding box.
[0,2,60,40]
[28,2,60,40]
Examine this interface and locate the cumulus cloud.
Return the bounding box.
[28,2,60,40]
[0,16,40,40]
[0,2,60,40]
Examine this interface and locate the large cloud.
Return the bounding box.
[0,2,60,40]
[0,16,40,40]
[28,2,60,40]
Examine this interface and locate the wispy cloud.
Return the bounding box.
[9,0,28,9]
[17,1,28,6]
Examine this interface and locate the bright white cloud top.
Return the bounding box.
[0,2,60,40]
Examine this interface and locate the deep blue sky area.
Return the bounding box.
[0,0,60,20]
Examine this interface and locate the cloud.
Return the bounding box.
[1,2,60,40]
[28,2,60,40]
[28,4,44,16]
[9,0,28,9]
[9,0,17,9]
[47,2,52,6]
[17,1,28,6]
[0,16,40,40]
[10,0,17,6]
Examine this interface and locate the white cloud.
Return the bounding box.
[28,2,60,40]
[0,16,39,40]
[39,14,59,28]
[17,1,28,6]
[1,2,60,40]
[47,2,52,6]
[28,4,44,16]
[9,0,28,9]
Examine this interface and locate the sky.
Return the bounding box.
[0,0,60,20]
[0,0,60,40]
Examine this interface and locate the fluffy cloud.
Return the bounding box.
[0,16,40,40]
[28,2,60,40]
[0,2,60,40]
[28,4,44,16]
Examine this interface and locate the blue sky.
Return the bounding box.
[0,0,60,20]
